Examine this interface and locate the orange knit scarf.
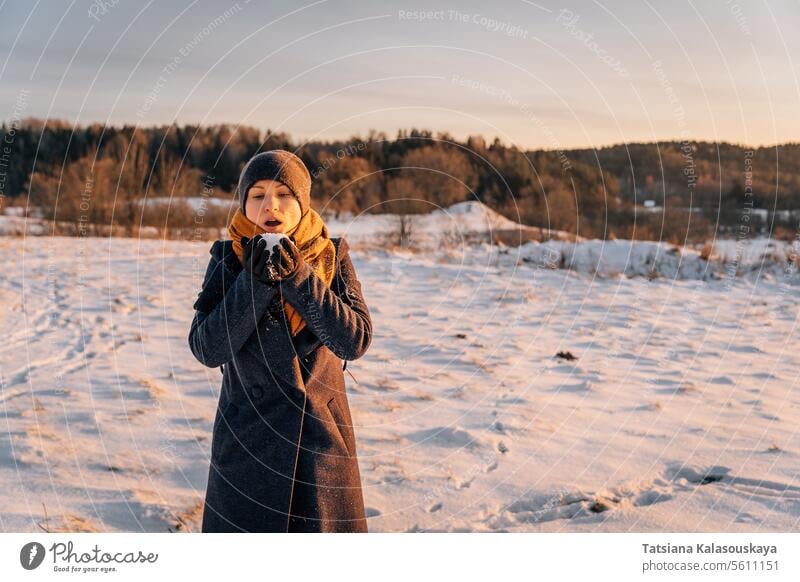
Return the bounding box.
[227,207,336,337]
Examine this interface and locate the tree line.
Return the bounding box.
[1,119,798,242]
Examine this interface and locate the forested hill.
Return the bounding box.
[570,141,800,209]
[1,120,798,241]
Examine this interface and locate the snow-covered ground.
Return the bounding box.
[4,200,797,281]
[0,228,798,533]
[0,201,798,532]
[326,200,577,246]
[516,237,800,281]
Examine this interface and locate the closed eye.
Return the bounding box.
[250,190,291,198]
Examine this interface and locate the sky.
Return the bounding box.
[1,0,799,150]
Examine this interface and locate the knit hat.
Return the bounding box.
[237,150,312,216]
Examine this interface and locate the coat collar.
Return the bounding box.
[218,240,243,275]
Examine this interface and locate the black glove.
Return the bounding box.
[266,236,304,281]
[241,236,275,286]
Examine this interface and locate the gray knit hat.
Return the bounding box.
[237,150,311,216]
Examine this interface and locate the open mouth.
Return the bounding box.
[264,219,282,227]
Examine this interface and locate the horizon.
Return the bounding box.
[2,0,799,150]
[4,117,800,152]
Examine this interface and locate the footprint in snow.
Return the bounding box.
[551,380,594,393]
[709,376,735,385]
[405,426,484,449]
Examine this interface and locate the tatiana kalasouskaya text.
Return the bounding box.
[642,543,777,556]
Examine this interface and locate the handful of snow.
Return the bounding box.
[253,233,288,256]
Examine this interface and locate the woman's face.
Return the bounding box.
[244,179,302,233]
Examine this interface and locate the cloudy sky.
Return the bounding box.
[2,0,799,149]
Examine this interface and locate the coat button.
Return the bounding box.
[251,386,263,398]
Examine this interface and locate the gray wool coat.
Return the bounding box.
[188,236,372,532]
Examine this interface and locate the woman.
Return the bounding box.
[189,149,372,532]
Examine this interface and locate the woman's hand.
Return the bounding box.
[241,236,275,286]
[266,237,304,282]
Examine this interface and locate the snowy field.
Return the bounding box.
[0,207,798,532]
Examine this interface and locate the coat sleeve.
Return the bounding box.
[188,241,278,368]
[278,239,373,361]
